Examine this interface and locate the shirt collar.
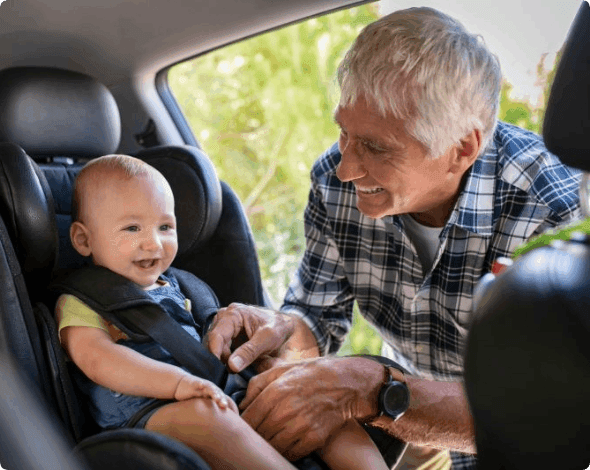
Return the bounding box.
[445,142,499,237]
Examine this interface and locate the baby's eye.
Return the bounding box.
[124,225,140,232]
[159,224,172,231]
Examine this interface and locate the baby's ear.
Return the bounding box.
[70,221,92,257]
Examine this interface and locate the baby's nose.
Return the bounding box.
[142,231,163,250]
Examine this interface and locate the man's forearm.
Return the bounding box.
[278,313,320,361]
[370,374,476,453]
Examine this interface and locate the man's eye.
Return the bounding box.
[364,143,386,154]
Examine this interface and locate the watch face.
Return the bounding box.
[381,381,410,419]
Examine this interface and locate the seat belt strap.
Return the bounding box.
[115,304,228,387]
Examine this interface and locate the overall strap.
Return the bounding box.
[50,265,228,388]
[167,267,219,336]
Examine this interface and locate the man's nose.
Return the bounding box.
[336,139,367,182]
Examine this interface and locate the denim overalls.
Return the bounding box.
[72,273,200,429]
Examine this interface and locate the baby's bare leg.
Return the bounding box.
[318,419,389,470]
[146,397,297,470]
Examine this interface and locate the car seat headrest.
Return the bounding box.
[136,145,223,255]
[0,67,121,159]
[543,1,590,171]
[465,245,590,469]
[0,142,58,289]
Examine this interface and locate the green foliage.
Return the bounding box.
[499,51,561,134]
[513,217,590,259]
[337,303,383,356]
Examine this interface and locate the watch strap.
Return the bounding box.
[384,365,406,385]
[351,354,410,376]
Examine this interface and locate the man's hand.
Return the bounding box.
[239,356,383,461]
[205,303,317,373]
[174,375,239,414]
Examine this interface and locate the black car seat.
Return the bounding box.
[465,2,590,469]
[0,154,213,470]
[0,66,269,468]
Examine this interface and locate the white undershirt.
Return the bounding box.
[400,214,443,275]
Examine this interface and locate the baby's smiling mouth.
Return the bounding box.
[135,259,158,269]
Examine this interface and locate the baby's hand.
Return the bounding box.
[174,375,239,414]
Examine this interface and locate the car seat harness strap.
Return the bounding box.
[50,265,229,389]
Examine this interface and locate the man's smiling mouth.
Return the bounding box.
[357,187,384,195]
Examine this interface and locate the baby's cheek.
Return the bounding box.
[111,236,139,253]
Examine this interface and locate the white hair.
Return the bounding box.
[337,7,501,158]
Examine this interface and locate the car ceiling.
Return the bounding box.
[0,0,368,87]
[1,0,370,153]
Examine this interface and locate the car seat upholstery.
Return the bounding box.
[0,66,268,469]
[0,349,87,470]
[465,2,590,469]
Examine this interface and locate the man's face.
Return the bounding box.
[334,98,465,226]
[81,173,178,289]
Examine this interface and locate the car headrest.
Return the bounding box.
[136,145,223,256]
[0,67,120,159]
[543,1,590,171]
[0,143,223,289]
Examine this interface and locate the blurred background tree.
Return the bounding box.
[169,4,561,356]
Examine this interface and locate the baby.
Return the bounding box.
[56,154,388,470]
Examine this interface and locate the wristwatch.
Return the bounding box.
[350,354,411,421]
[378,366,410,420]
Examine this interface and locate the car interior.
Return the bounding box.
[0,1,368,469]
[0,0,589,469]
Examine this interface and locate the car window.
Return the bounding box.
[168,4,383,355]
[166,2,569,356]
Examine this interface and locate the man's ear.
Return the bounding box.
[70,221,92,257]
[450,128,483,174]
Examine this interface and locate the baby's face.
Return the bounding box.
[83,173,178,289]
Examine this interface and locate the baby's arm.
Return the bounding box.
[318,419,389,470]
[61,325,237,412]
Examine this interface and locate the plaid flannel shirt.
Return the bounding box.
[281,122,581,469]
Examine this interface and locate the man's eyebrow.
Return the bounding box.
[332,109,405,151]
[359,132,405,152]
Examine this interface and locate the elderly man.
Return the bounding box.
[207,6,581,469]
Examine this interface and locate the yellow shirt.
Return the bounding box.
[56,294,129,343]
